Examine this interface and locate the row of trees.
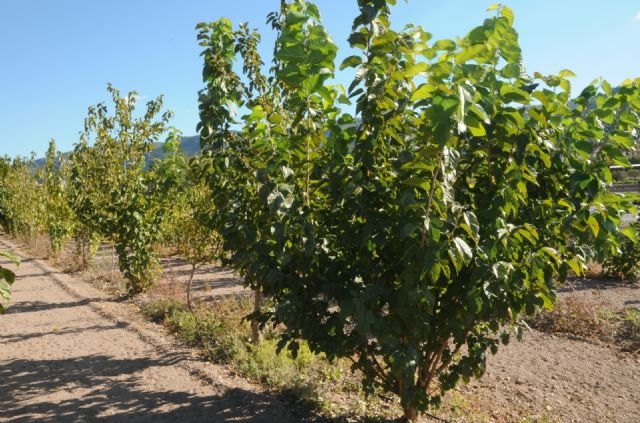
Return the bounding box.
[1,1,640,420]
[0,87,220,297]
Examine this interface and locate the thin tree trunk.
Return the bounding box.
[186,263,196,312]
[251,286,262,345]
[82,235,87,269]
[403,406,419,422]
[111,244,116,279]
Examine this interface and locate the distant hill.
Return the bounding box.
[33,135,201,168]
[147,135,201,163]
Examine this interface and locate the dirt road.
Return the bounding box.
[3,235,640,422]
[0,238,297,422]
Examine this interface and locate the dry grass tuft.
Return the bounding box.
[529,291,640,354]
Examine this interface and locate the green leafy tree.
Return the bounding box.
[152,128,191,249]
[0,157,45,246]
[150,131,223,309]
[0,161,21,314]
[66,136,102,270]
[0,251,19,314]
[196,15,291,343]
[68,84,172,294]
[0,156,12,232]
[39,140,75,255]
[170,177,222,311]
[198,1,640,420]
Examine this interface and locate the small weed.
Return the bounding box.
[141,298,241,364]
[141,298,186,323]
[584,261,604,279]
[233,338,318,388]
[602,221,640,282]
[624,307,640,324]
[446,390,470,419]
[616,308,640,353]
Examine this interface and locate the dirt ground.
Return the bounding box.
[451,330,640,422]
[0,237,297,423]
[2,235,640,422]
[437,279,640,423]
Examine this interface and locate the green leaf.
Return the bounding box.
[454,237,473,261]
[411,84,433,102]
[455,44,486,64]
[621,227,638,243]
[301,74,323,96]
[500,6,515,25]
[501,63,521,78]
[499,85,530,103]
[340,55,363,70]
[0,268,15,285]
[461,211,480,240]
[433,39,456,51]
[0,251,19,265]
[558,69,576,78]
[405,63,429,78]
[566,258,583,275]
[286,11,309,25]
[587,215,600,237]
[540,247,560,265]
[466,116,487,137]
[430,262,441,282]
[492,261,514,279]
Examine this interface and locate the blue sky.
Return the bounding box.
[1,0,639,158]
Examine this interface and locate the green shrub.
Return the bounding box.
[140,298,337,409]
[141,298,186,323]
[602,222,640,282]
[141,299,243,364]
[234,338,318,388]
[618,308,640,353]
[0,251,18,314]
[198,315,241,364]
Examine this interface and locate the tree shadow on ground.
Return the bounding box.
[1,241,406,423]
[0,354,302,422]
[11,272,50,278]
[5,298,108,314]
[0,321,129,345]
[0,354,409,423]
[162,264,241,284]
[558,278,640,293]
[0,293,399,423]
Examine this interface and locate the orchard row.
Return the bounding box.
[2,1,640,420]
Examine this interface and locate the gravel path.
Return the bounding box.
[0,238,297,423]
